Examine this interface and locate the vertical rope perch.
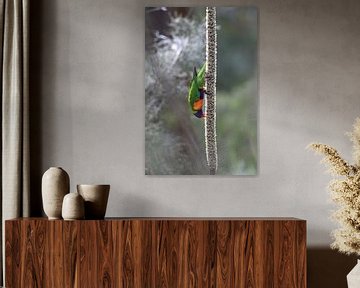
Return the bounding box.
[205,7,218,175]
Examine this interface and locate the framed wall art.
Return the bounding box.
[145,6,258,175]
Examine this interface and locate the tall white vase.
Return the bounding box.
[347,260,360,288]
[42,167,70,219]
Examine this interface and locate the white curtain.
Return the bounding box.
[0,0,30,284]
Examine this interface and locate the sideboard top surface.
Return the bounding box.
[6,217,306,222]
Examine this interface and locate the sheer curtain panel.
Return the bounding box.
[0,0,30,284]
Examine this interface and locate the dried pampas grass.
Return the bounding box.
[308,118,360,255]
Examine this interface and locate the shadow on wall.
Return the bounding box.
[27,2,358,286]
[29,0,46,216]
[308,248,357,288]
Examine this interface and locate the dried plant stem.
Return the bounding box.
[349,118,360,166]
[308,143,357,176]
[205,7,218,175]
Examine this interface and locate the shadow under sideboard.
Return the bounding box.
[307,248,357,288]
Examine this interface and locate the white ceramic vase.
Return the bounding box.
[347,260,360,288]
[62,192,85,220]
[77,184,110,219]
[42,167,70,219]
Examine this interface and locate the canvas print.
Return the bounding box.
[145,7,258,175]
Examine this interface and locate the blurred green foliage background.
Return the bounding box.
[145,7,257,175]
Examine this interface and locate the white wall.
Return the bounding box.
[36,0,360,246]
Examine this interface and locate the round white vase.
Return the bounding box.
[62,192,85,220]
[347,260,360,288]
[42,167,70,219]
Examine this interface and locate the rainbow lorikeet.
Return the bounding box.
[188,63,206,118]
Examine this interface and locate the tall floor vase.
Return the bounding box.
[347,260,360,288]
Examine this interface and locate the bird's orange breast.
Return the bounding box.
[193,99,203,111]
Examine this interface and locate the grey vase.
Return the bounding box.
[42,167,70,219]
[77,184,110,219]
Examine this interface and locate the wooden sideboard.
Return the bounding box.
[5,218,306,287]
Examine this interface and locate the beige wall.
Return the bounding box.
[31,0,360,249]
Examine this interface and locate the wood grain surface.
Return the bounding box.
[5,218,306,287]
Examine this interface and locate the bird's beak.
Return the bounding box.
[193,66,198,79]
